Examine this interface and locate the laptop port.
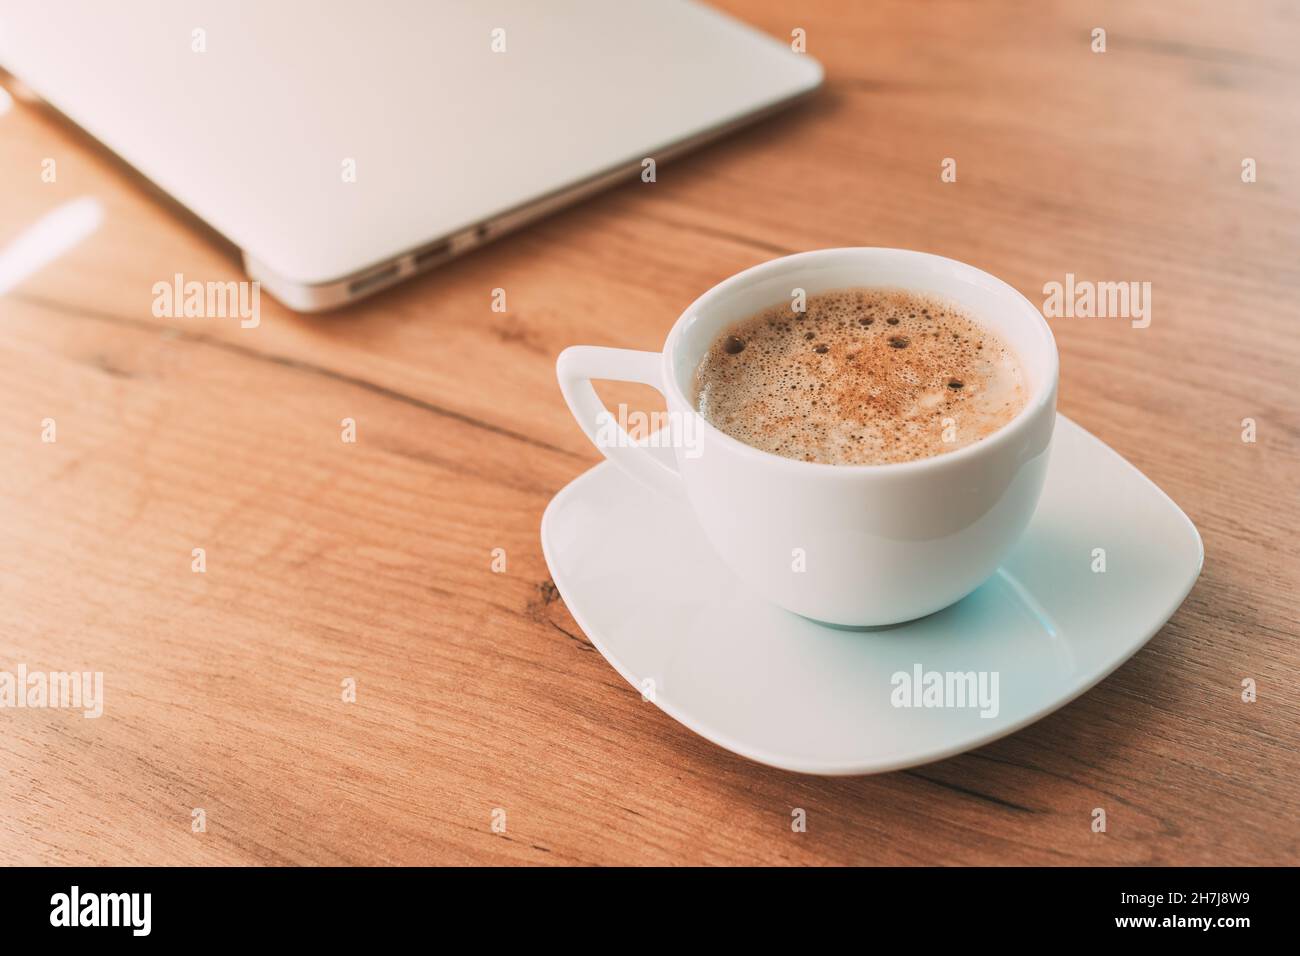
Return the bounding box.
[347,263,400,295]
[413,239,452,271]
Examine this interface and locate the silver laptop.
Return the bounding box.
[0,0,822,311]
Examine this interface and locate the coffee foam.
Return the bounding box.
[693,288,1027,465]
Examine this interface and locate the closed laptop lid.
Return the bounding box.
[0,0,822,286]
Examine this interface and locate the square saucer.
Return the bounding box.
[540,415,1202,775]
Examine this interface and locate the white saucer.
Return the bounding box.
[540,415,1203,775]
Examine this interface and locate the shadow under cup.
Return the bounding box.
[661,248,1059,627]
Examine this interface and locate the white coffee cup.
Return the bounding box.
[558,248,1058,626]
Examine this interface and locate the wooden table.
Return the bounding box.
[1,1,1296,866]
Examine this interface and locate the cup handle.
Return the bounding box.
[557,346,683,496]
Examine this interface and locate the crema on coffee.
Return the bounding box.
[693,288,1027,465]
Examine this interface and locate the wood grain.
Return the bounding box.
[0,0,1296,865]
